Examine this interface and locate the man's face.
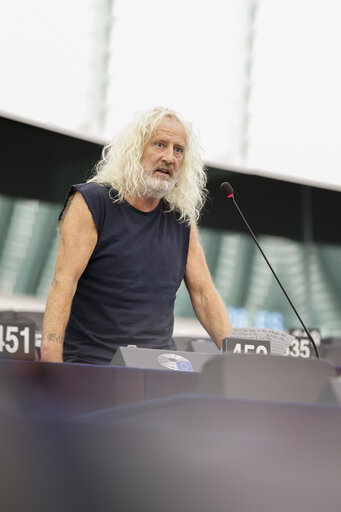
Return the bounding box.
[140,116,186,198]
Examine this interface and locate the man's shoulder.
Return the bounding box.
[73,182,110,196]
[71,182,119,204]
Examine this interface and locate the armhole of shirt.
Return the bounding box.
[59,183,106,236]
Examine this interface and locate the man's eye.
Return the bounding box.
[156,142,164,148]
[175,147,183,154]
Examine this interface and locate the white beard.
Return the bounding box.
[142,172,176,199]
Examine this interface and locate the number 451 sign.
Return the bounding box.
[0,322,35,361]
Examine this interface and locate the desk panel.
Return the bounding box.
[0,360,199,417]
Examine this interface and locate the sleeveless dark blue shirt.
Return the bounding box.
[61,183,190,364]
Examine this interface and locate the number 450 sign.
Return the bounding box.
[0,322,35,361]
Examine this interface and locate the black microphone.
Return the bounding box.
[220,181,320,359]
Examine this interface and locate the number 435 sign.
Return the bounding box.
[0,322,35,361]
[286,328,321,358]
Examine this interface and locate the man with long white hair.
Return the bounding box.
[41,106,232,364]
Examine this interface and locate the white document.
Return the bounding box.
[227,327,296,355]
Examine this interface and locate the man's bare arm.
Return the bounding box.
[40,192,98,362]
[184,224,232,349]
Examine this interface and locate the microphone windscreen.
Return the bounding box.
[220,182,234,196]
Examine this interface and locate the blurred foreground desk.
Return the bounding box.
[0,358,341,512]
[0,391,341,512]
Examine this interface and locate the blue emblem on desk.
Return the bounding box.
[176,360,193,371]
[158,353,194,372]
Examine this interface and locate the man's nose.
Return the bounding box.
[162,146,175,163]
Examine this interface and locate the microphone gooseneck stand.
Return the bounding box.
[220,181,320,359]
